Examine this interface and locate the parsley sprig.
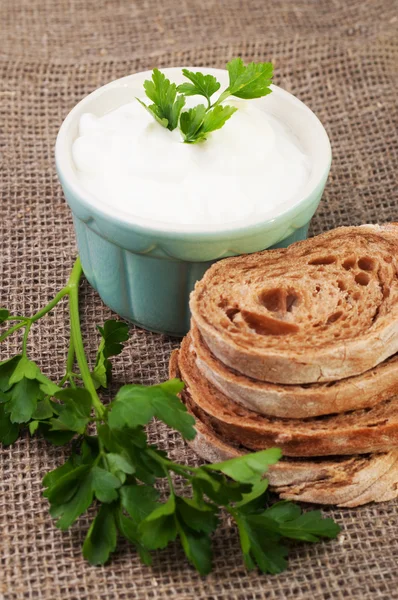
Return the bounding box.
[0,258,340,573]
[137,58,274,143]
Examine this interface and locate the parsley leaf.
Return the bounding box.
[8,355,41,384]
[98,424,162,485]
[39,423,76,446]
[120,484,160,523]
[32,397,54,420]
[7,356,59,396]
[92,320,129,389]
[0,309,9,324]
[180,104,207,142]
[91,466,121,503]
[176,497,218,534]
[0,356,21,392]
[177,70,221,107]
[138,69,186,131]
[116,509,153,566]
[51,388,92,434]
[0,403,19,445]
[139,493,216,574]
[192,469,253,505]
[205,448,282,483]
[176,517,213,575]
[181,104,237,144]
[106,452,135,483]
[7,377,41,423]
[235,513,289,574]
[140,494,178,549]
[260,502,341,542]
[83,503,118,565]
[232,500,340,573]
[224,57,273,100]
[235,478,269,512]
[44,464,93,530]
[108,379,195,440]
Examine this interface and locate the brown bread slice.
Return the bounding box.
[169,350,398,507]
[190,224,398,384]
[191,321,398,418]
[176,337,398,456]
[190,415,398,508]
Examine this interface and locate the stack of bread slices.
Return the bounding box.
[170,224,398,507]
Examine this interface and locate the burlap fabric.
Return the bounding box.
[1,1,398,598]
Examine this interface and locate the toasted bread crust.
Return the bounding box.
[169,349,398,507]
[176,339,398,456]
[190,224,398,384]
[191,321,398,418]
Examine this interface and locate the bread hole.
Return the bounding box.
[308,255,336,265]
[241,310,299,336]
[333,333,341,338]
[355,272,370,286]
[342,256,356,270]
[352,291,361,300]
[383,287,390,298]
[225,307,240,322]
[326,311,343,325]
[259,288,285,312]
[286,293,299,312]
[358,257,376,271]
[260,288,299,313]
[315,285,321,292]
[337,280,346,291]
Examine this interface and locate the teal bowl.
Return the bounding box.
[55,68,331,336]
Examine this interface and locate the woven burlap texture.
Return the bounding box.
[1,0,397,598]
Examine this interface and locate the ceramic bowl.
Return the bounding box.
[55,68,331,336]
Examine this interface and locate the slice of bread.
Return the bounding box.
[190,224,398,384]
[170,350,398,507]
[176,338,398,456]
[191,321,398,418]
[190,415,398,508]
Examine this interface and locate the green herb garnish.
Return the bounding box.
[138,57,273,143]
[0,258,340,573]
[136,68,186,131]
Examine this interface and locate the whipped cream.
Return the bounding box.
[72,98,311,227]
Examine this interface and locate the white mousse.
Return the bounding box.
[72,98,311,226]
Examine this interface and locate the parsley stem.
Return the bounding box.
[0,321,26,343]
[146,448,197,475]
[66,338,75,374]
[22,322,32,356]
[6,316,27,322]
[59,338,77,386]
[0,289,69,345]
[67,257,105,419]
[212,89,231,108]
[30,288,70,323]
[164,467,175,494]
